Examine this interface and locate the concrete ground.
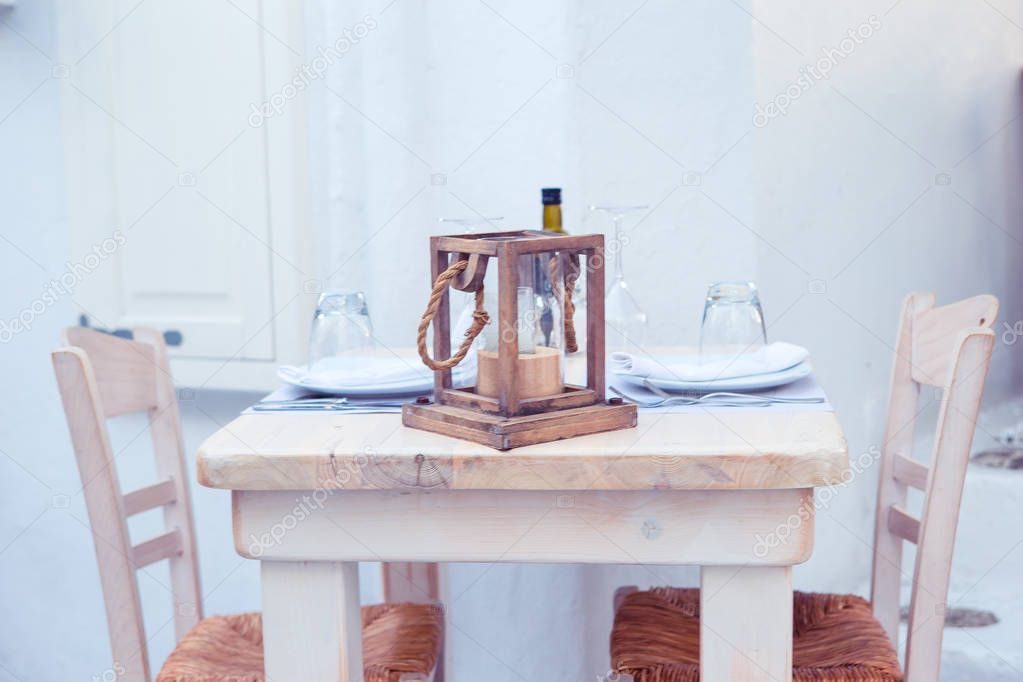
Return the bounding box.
[927,444,1023,679]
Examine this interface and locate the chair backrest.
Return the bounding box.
[870,293,997,682]
[53,327,203,682]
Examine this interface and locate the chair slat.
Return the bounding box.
[910,295,997,387]
[122,478,178,517]
[132,529,183,568]
[61,327,160,417]
[888,506,920,544]
[892,453,929,491]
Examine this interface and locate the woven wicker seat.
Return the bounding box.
[157,604,443,682]
[611,588,902,682]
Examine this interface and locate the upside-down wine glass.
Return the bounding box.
[589,204,649,353]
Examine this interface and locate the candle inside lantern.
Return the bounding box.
[476,346,562,399]
[474,251,564,400]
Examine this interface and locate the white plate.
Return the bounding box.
[276,364,475,397]
[615,361,813,393]
[277,368,429,396]
[276,366,431,396]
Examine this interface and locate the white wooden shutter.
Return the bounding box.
[59,0,284,362]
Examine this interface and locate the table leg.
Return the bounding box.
[262,560,364,682]
[701,565,793,681]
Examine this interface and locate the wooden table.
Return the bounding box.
[198,403,847,681]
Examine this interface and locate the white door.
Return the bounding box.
[60,0,278,361]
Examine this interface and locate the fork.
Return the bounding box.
[609,384,824,408]
[251,404,405,413]
[251,397,410,412]
[257,397,410,407]
[642,380,825,405]
[608,385,769,408]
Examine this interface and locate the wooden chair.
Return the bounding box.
[608,292,998,682]
[53,327,444,682]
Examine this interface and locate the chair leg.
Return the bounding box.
[433,636,445,682]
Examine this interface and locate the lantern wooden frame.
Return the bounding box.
[402,230,637,450]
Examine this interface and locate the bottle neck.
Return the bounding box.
[543,204,565,233]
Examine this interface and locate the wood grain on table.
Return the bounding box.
[198,409,847,492]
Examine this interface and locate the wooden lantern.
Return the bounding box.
[402,230,637,450]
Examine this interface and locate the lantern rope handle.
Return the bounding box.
[417,259,490,371]
[548,253,581,353]
[562,254,581,353]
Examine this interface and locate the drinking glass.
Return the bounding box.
[308,290,374,369]
[589,204,649,352]
[699,281,767,362]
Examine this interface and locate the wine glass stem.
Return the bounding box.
[613,214,625,283]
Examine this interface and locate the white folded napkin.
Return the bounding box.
[279,353,476,392]
[610,342,809,382]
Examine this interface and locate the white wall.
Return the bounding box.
[0,1,105,678]
[750,2,1023,675]
[751,0,1023,596]
[1,0,1021,680]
